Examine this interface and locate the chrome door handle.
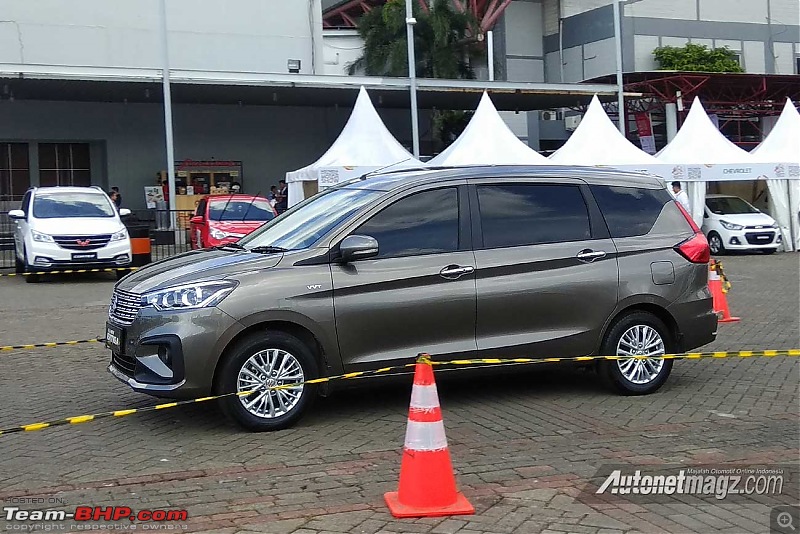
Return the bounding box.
[439,265,475,279]
[576,250,607,262]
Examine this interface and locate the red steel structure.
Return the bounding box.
[323,0,513,32]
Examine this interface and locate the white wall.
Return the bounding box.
[505,2,544,57]
[743,41,767,72]
[774,42,796,73]
[562,0,610,17]
[322,30,363,76]
[699,0,769,24]
[625,0,698,20]
[634,35,660,71]
[0,0,318,74]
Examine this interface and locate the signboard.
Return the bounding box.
[635,112,657,155]
[144,186,164,209]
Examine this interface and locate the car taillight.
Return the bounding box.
[673,200,710,264]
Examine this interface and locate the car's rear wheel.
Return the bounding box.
[708,232,725,255]
[216,331,318,431]
[600,312,674,395]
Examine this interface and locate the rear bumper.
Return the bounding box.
[668,295,718,352]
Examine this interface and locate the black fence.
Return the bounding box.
[0,209,195,270]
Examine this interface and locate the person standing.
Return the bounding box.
[269,185,278,208]
[276,180,288,214]
[111,186,122,208]
[672,181,690,212]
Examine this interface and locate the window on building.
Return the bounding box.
[38,143,91,187]
[476,184,591,248]
[0,143,31,201]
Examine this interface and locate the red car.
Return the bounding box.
[190,194,277,249]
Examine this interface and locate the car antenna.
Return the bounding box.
[357,158,414,181]
[240,191,262,222]
[218,191,235,222]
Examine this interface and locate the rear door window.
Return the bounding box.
[476,184,591,248]
[353,187,459,258]
[589,185,671,238]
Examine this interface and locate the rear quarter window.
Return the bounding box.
[590,185,672,238]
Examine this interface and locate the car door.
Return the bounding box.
[13,191,32,258]
[471,179,619,359]
[331,184,477,369]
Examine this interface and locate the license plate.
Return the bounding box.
[105,322,124,353]
[72,252,97,261]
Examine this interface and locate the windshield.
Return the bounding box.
[209,199,274,222]
[706,197,759,215]
[33,192,116,219]
[238,187,382,251]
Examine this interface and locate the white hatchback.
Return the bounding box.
[702,194,781,255]
[10,186,133,282]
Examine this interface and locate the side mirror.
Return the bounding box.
[190,215,205,225]
[119,208,131,217]
[339,235,379,263]
[8,209,25,220]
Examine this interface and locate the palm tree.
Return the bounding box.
[348,0,481,151]
[347,0,480,79]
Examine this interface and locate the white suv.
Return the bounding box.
[702,194,782,255]
[10,186,133,282]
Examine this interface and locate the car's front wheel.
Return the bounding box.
[216,331,318,431]
[599,312,674,395]
[708,232,725,255]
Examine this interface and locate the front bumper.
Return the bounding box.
[29,238,132,269]
[714,227,781,250]
[107,305,243,399]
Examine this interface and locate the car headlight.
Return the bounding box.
[720,220,744,231]
[772,222,780,229]
[110,228,129,241]
[141,281,238,311]
[210,228,228,240]
[31,230,54,243]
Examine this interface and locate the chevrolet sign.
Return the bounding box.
[723,168,751,174]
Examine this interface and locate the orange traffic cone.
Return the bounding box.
[384,354,474,518]
[709,260,740,323]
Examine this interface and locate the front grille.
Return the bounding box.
[744,231,775,245]
[745,225,773,230]
[109,288,141,326]
[111,352,136,377]
[53,234,112,250]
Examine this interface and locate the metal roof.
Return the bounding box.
[0,64,621,111]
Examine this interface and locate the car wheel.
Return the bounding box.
[599,312,674,395]
[23,247,40,284]
[708,232,724,255]
[762,248,777,255]
[216,331,318,431]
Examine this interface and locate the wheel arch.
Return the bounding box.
[599,301,681,353]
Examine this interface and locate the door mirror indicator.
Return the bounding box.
[339,235,379,263]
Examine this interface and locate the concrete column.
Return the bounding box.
[665,103,678,142]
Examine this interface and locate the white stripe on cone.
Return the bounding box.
[410,384,441,410]
[404,420,449,452]
[709,269,720,281]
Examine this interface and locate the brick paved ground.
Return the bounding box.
[0,254,797,534]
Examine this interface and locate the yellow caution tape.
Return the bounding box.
[0,349,797,437]
[0,338,105,352]
[0,266,138,278]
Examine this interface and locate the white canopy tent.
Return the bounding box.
[751,98,800,251]
[285,86,423,207]
[548,95,669,181]
[656,97,782,229]
[429,92,553,165]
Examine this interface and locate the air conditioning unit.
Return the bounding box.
[565,115,582,131]
[541,110,559,121]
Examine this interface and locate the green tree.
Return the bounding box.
[653,43,744,73]
[347,0,482,151]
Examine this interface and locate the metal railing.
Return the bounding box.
[0,209,196,270]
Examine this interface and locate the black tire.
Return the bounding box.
[599,312,674,395]
[14,248,24,274]
[22,247,40,283]
[762,248,777,255]
[707,232,725,255]
[215,331,318,431]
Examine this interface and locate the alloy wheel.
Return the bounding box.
[615,325,665,385]
[237,349,305,418]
